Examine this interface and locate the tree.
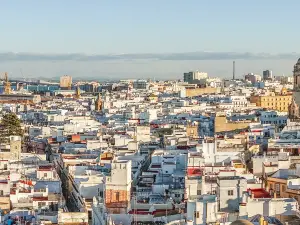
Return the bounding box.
[0,113,23,143]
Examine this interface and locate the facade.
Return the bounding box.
[259,111,288,130]
[250,89,292,112]
[60,75,72,89]
[215,114,250,133]
[182,87,221,97]
[217,176,247,211]
[184,71,208,83]
[105,160,132,214]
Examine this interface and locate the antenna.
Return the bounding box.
[233,61,236,80]
[20,68,25,81]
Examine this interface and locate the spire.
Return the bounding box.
[95,93,103,111]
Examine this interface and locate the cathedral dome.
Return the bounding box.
[230,220,254,225]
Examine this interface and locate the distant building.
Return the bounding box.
[53,89,84,97]
[181,86,221,97]
[245,73,261,84]
[277,76,294,84]
[0,94,41,104]
[184,71,208,84]
[263,70,273,80]
[79,82,99,93]
[60,75,72,90]
[133,80,148,89]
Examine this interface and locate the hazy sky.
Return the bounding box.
[0,1,299,79]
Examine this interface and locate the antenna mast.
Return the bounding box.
[233,61,236,80]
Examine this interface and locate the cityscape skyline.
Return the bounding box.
[0,58,297,80]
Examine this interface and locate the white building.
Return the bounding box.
[187,195,218,225]
[184,71,208,84]
[217,176,247,212]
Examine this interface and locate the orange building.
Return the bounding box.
[105,161,132,213]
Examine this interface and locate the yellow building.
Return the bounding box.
[185,87,221,97]
[215,115,250,133]
[250,88,292,112]
[147,93,158,103]
[186,123,199,138]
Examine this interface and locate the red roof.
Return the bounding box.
[187,168,203,176]
[33,196,48,201]
[38,165,53,171]
[248,188,271,198]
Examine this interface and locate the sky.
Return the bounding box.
[0,0,299,79]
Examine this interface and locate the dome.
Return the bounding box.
[230,220,254,225]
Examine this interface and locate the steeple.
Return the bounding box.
[4,72,11,94]
[95,93,103,111]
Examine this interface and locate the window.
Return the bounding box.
[98,188,103,197]
[228,190,234,196]
[275,183,280,193]
[38,202,46,207]
[0,190,3,196]
[194,211,200,218]
[269,183,273,190]
[44,173,47,178]
[115,192,120,201]
[175,194,181,198]
[3,164,7,170]
[282,185,286,192]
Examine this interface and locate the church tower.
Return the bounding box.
[294,58,300,91]
[289,58,300,119]
[95,93,103,111]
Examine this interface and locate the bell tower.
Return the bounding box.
[289,58,300,119]
[95,93,103,111]
[294,59,300,91]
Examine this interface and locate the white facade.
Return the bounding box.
[217,176,247,211]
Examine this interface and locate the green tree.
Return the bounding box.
[0,113,23,143]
